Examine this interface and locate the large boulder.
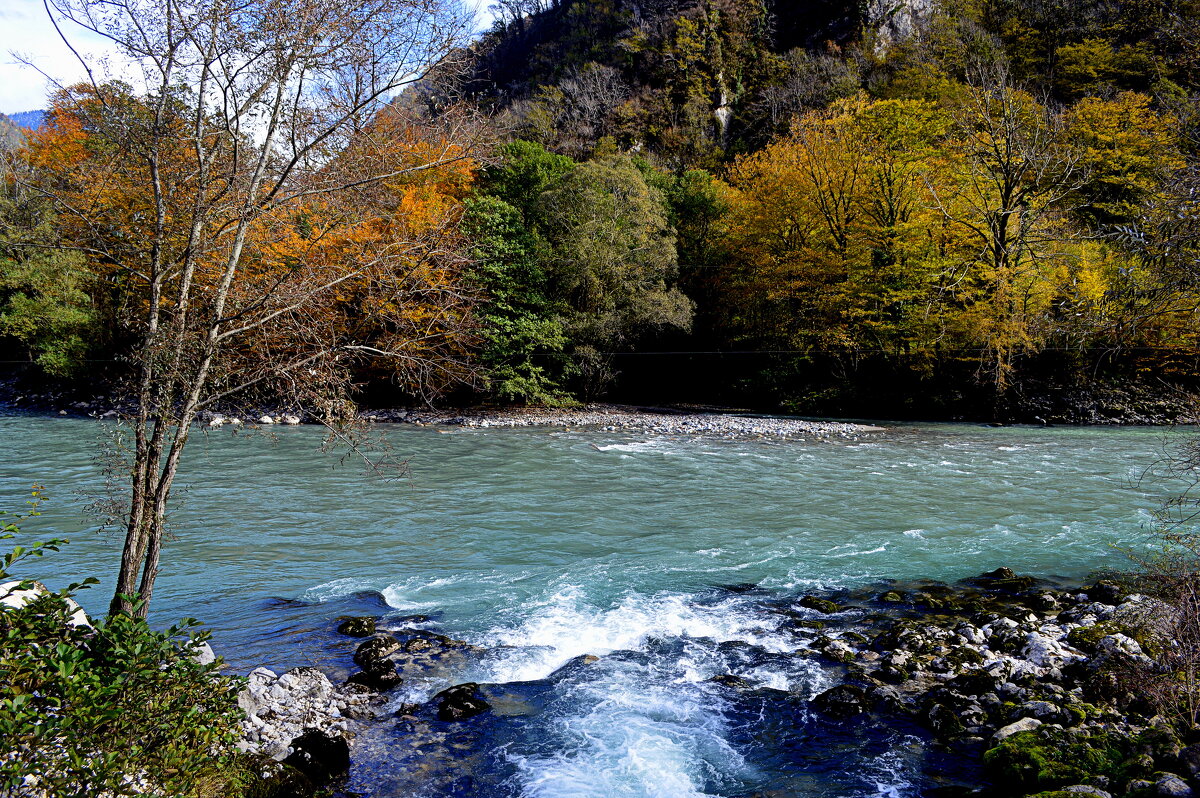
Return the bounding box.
[282,728,350,786]
[812,684,868,719]
[0,580,90,628]
[237,667,374,761]
[353,634,402,668]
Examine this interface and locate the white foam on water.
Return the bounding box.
[508,659,750,798]
[827,544,888,558]
[859,737,923,798]
[300,576,379,603]
[592,439,676,455]
[902,529,925,539]
[470,586,797,685]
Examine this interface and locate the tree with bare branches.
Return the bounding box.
[15,0,482,617]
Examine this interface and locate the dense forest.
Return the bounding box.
[3,0,1200,420]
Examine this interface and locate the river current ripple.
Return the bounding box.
[0,415,1187,797]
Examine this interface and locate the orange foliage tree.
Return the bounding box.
[17,0,481,617]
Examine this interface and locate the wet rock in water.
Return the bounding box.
[353,634,402,668]
[812,684,868,718]
[880,590,905,603]
[1086,580,1126,606]
[799,595,840,614]
[708,674,752,688]
[345,658,402,692]
[282,728,350,785]
[966,567,1035,591]
[433,683,491,721]
[403,637,435,653]
[336,616,376,637]
[927,701,966,738]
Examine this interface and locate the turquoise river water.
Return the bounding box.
[0,414,1189,797]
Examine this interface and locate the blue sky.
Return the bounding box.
[2,0,492,116]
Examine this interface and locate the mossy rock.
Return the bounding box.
[799,595,840,614]
[984,728,1131,792]
[195,754,315,798]
[880,591,905,603]
[335,616,376,637]
[1066,622,1125,654]
[944,646,986,668]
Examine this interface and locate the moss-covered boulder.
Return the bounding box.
[799,595,840,614]
[983,728,1132,792]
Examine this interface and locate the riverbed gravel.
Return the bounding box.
[359,404,886,439]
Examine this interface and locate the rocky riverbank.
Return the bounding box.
[261,569,1199,798]
[0,372,885,439]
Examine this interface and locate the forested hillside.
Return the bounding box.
[3,0,1200,420]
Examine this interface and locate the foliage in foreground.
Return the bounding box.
[0,494,247,797]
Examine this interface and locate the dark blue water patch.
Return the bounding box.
[214,591,396,673]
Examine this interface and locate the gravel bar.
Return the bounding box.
[360,404,886,440]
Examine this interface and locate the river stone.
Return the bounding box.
[708,674,752,688]
[282,728,350,785]
[927,702,965,738]
[434,683,491,721]
[346,658,402,692]
[336,616,376,637]
[353,634,402,667]
[1157,774,1194,798]
[799,595,840,614]
[190,641,216,666]
[0,580,91,628]
[1086,580,1126,605]
[993,717,1042,741]
[1178,743,1200,778]
[948,670,999,697]
[1062,786,1112,798]
[812,684,868,718]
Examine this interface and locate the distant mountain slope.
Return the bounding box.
[461,0,863,165]
[0,114,27,150]
[9,110,46,130]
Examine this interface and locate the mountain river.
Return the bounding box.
[0,414,1189,797]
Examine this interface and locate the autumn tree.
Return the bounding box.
[724,96,957,361]
[932,70,1082,389]
[16,0,479,617]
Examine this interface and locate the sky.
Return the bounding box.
[1,0,493,116]
[0,0,116,114]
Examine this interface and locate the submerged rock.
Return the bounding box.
[336,616,376,637]
[433,683,491,722]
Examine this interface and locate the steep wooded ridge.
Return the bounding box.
[4,0,1200,421]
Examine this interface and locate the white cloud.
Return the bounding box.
[0,0,124,114]
[1,0,497,116]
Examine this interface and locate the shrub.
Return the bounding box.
[0,490,247,797]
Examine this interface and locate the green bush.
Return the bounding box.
[0,491,248,797]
